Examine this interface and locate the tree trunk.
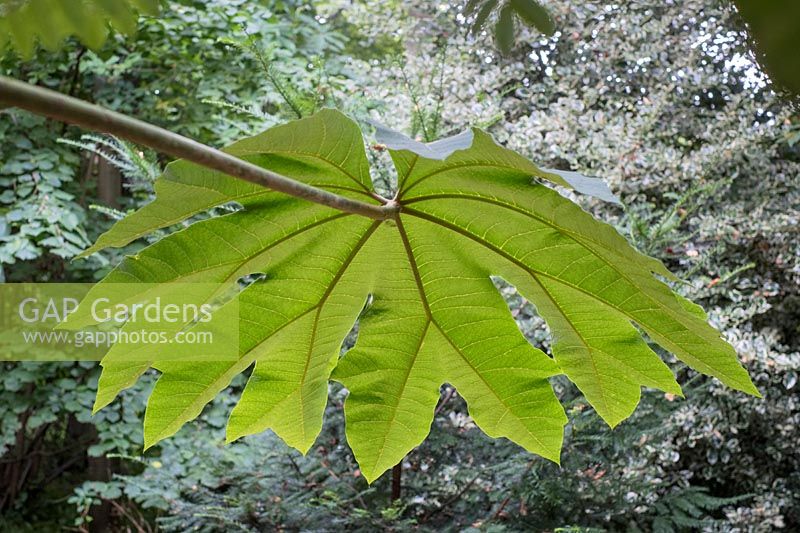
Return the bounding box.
[392,462,402,501]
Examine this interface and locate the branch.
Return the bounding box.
[0,76,397,221]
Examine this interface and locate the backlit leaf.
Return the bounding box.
[0,0,159,58]
[84,109,758,483]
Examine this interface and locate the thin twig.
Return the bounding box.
[60,46,86,135]
[488,460,536,523]
[399,63,430,142]
[108,499,151,533]
[433,386,456,417]
[421,472,481,522]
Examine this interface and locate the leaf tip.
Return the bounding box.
[719,362,761,398]
[534,435,565,467]
[92,395,112,415]
[356,461,392,485]
[143,427,168,452]
[601,413,627,430]
[664,380,684,398]
[546,451,563,467]
[295,442,314,457]
[75,245,99,260]
[360,471,379,485]
[224,425,243,445]
[740,380,763,399]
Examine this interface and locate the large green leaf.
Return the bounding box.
[84,109,757,483]
[0,0,159,58]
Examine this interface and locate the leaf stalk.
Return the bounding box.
[0,76,397,221]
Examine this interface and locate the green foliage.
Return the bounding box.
[509,0,554,35]
[0,113,93,279]
[1,0,797,529]
[82,109,756,482]
[465,0,554,53]
[495,4,516,56]
[398,47,449,144]
[0,361,151,522]
[0,0,362,283]
[58,134,160,193]
[220,33,319,120]
[67,382,423,532]
[649,486,750,532]
[0,0,159,58]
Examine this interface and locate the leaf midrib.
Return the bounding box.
[125,212,349,286]
[236,221,382,443]
[402,208,741,384]
[148,219,378,446]
[85,212,349,341]
[402,201,694,340]
[232,134,373,196]
[150,306,316,447]
[395,218,551,452]
[84,186,272,255]
[369,321,431,473]
[398,160,544,200]
[161,213,375,446]
[404,192,662,278]
[532,275,616,418]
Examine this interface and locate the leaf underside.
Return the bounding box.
[0,0,159,58]
[83,110,757,483]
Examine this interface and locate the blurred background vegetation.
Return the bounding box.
[0,0,798,531]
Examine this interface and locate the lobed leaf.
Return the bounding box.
[84,109,758,482]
